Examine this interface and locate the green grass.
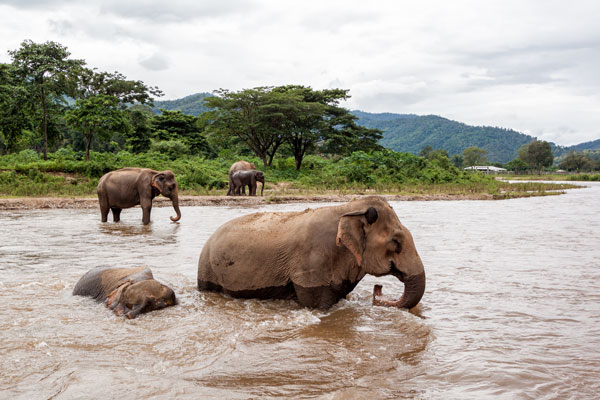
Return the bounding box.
[0,149,582,198]
[500,173,600,182]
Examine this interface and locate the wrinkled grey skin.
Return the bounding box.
[97,168,181,225]
[231,170,265,196]
[227,160,256,195]
[73,266,177,319]
[198,196,425,310]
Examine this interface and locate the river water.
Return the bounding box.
[1,183,599,399]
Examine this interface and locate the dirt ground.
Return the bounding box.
[0,193,493,210]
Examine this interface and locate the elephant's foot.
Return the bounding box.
[372,284,402,307]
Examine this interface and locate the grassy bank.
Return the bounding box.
[499,173,600,182]
[0,149,579,198]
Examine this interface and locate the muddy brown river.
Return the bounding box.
[1,183,599,399]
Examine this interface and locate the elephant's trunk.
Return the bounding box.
[260,180,264,196]
[373,272,426,309]
[169,189,182,222]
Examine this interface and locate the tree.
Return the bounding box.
[559,151,591,172]
[205,87,290,167]
[65,94,130,161]
[8,40,85,159]
[526,140,553,175]
[151,110,213,156]
[450,154,464,168]
[274,85,381,169]
[125,106,153,153]
[463,146,487,166]
[77,68,162,106]
[505,158,529,174]
[517,143,531,164]
[0,63,34,153]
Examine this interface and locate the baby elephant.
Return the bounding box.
[73,266,176,319]
[231,170,264,196]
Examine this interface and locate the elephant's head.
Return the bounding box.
[255,171,265,196]
[110,280,177,319]
[336,198,425,309]
[152,170,181,222]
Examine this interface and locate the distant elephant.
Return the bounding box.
[198,196,426,310]
[73,266,177,319]
[231,170,264,196]
[227,160,256,195]
[97,168,181,225]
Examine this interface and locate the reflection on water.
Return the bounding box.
[1,183,599,398]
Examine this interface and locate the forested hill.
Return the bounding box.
[153,93,213,115]
[353,111,536,163]
[151,93,600,163]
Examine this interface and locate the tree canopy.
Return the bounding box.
[8,40,85,159]
[205,85,382,168]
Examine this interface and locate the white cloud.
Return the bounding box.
[1,0,599,145]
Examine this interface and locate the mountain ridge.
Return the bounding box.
[153,93,600,163]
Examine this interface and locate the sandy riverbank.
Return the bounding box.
[0,193,494,210]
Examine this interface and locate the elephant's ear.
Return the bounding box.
[151,172,164,192]
[106,281,132,311]
[335,207,378,266]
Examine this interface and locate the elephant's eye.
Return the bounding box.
[392,239,402,253]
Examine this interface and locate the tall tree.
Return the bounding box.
[77,68,162,106]
[65,94,129,161]
[151,110,212,156]
[205,87,289,166]
[526,140,554,175]
[463,146,487,166]
[8,40,84,159]
[559,151,592,172]
[0,63,34,153]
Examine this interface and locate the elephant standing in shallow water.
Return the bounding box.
[97,168,181,225]
[197,196,425,310]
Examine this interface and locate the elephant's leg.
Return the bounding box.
[250,179,256,196]
[100,205,109,223]
[141,198,152,225]
[98,195,110,222]
[293,283,339,310]
[241,183,246,195]
[141,206,152,225]
[227,176,234,196]
[111,207,122,222]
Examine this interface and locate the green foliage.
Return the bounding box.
[8,40,85,159]
[505,158,529,173]
[463,146,487,166]
[65,94,131,160]
[151,110,213,157]
[526,140,554,174]
[149,140,190,160]
[559,151,596,172]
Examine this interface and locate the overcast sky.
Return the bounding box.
[1,0,599,145]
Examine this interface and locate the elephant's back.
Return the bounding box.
[73,266,150,301]
[229,161,255,175]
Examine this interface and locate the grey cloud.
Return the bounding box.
[98,0,256,23]
[0,0,71,9]
[139,54,169,71]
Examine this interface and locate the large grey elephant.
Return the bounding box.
[231,170,264,196]
[227,160,255,195]
[73,266,177,319]
[97,168,181,225]
[197,196,425,310]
